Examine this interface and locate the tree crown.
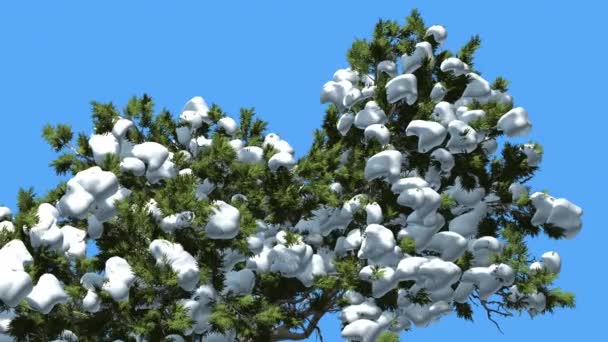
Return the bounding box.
[0,9,581,342]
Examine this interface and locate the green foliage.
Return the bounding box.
[237,107,255,141]
[16,187,36,212]
[514,192,531,206]
[248,118,268,146]
[91,100,120,133]
[124,94,155,128]
[399,237,416,255]
[149,109,177,146]
[544,288,575,312]
[378,331,400,342]
[456,251,474,272]
[468,101,513,133]
[154,175,199,216]
[192,134,237,183]
[518,269,558,295]
[76,132,92,156]
[166,305,194,332]
[439,193,456,210]
[236,294,256,308]
[542,223,567,239]
[334,256,363,289]
[370,266,386,281]
[492,76,510,92]
[457,35,481,67]
[50,153,79,175]
[494,225,529,272]
[283,230,301,247]
[347,39,372,74]
[315,275,340,291]
[454,302,474,321]
[254,305,285,327]
[403,9,426,40]
[207,104,225,123]
[490,143,536,185]
[102,153,121,174]
[42,123,74,151]
[406,288,432,305]
[210,303,236,332]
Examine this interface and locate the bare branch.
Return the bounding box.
[471,293,514,334]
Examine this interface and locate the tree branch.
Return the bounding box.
[66,142,95,164]
[270,289,339,341]
[472,293,513,334]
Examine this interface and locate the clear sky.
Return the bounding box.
[0,1,606,341]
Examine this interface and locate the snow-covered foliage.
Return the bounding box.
[25,274,69,314]
[149,239,199,291]
[0,10,583,342]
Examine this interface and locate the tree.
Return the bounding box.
[0,9,582,342]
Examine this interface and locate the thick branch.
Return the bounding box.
[270,289,339,341]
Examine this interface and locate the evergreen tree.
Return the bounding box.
[0,9,582,342]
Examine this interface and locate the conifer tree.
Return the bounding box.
[0,9,582,342]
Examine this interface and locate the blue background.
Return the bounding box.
[0,1,605,340]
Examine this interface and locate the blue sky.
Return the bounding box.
[0,1,606,341]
